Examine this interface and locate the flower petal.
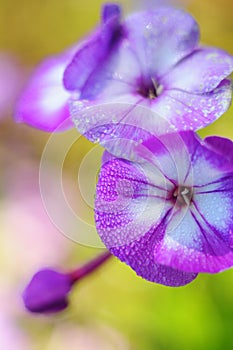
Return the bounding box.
[204,136,233,164]
[125,7,199,78]
[96,131,233,278]
[162,48,233,93]
[155,134,233,273]
[71,100,180,158]
[95,156,197,286]
[111,225,198,286]
[101,3,122,23]
[95,156,170,247]
[71,74,231,148]
[156,186,233,273]
[15,50,76,132]
[154,78,232,130]
[63,6,123,95]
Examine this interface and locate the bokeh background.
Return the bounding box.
[0,0,233,349]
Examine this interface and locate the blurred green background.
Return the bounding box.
[0,0,233,349]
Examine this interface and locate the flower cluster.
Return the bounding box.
[16,3,233,312]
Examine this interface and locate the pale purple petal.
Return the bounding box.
[95,157,170,247]
[15,50,76,132]
[111,225,198,286]
[154,134,233,273]
[156,185,233,273]
[125,7,199,78]
[71,77,231,150]
[71,100,178,157]
[185,132,233,186]
[154,78,232,130]
[63,5,123,94]
[162,48,233,93]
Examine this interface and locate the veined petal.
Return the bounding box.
[162,48,233,93]
[154,78,232,130]
[111,224,198,286]
[155,135,233,273]
[15,49,76,132]
[71,99,181,159]
[125,6,199,78]
[156,184,233,273]
[95,156,197,286]
[95,157,170,247]
[96,131,233,280]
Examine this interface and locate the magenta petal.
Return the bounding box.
[162,48,233,93]
[95,156,197,286]
[111,228,198,286]
[205,136,233,164]
[15,50,75,132]
[125,7,199,77]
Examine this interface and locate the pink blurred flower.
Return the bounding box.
[0,53,26,118]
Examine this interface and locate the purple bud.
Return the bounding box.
[22,269,72,314]
[102,3,122,23]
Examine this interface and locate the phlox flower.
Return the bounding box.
[95,130,233,286]
[15,3,233,140]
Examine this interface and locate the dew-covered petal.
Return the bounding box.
[125,6,199,78]
[95,157,171,246]
[168,131,233,188]
[154,78,232,131]
[161,48,233,93]
[154,134,233,273]
[63,5,123,94]
[155,179,233,273]
[95,156,197,286]
[186,132,233,187]
[15,50,76,132]
[71,77,232,147]
[111,225,198,286]
[71,99,179,158]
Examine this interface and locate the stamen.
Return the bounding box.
[173,186,193,206]
[138,77,163,99]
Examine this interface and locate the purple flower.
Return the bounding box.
[23,269,72,313]
[15,4,233,137]
[67,5,233,144]
[14,4,123,132]
[94,130,233,286]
